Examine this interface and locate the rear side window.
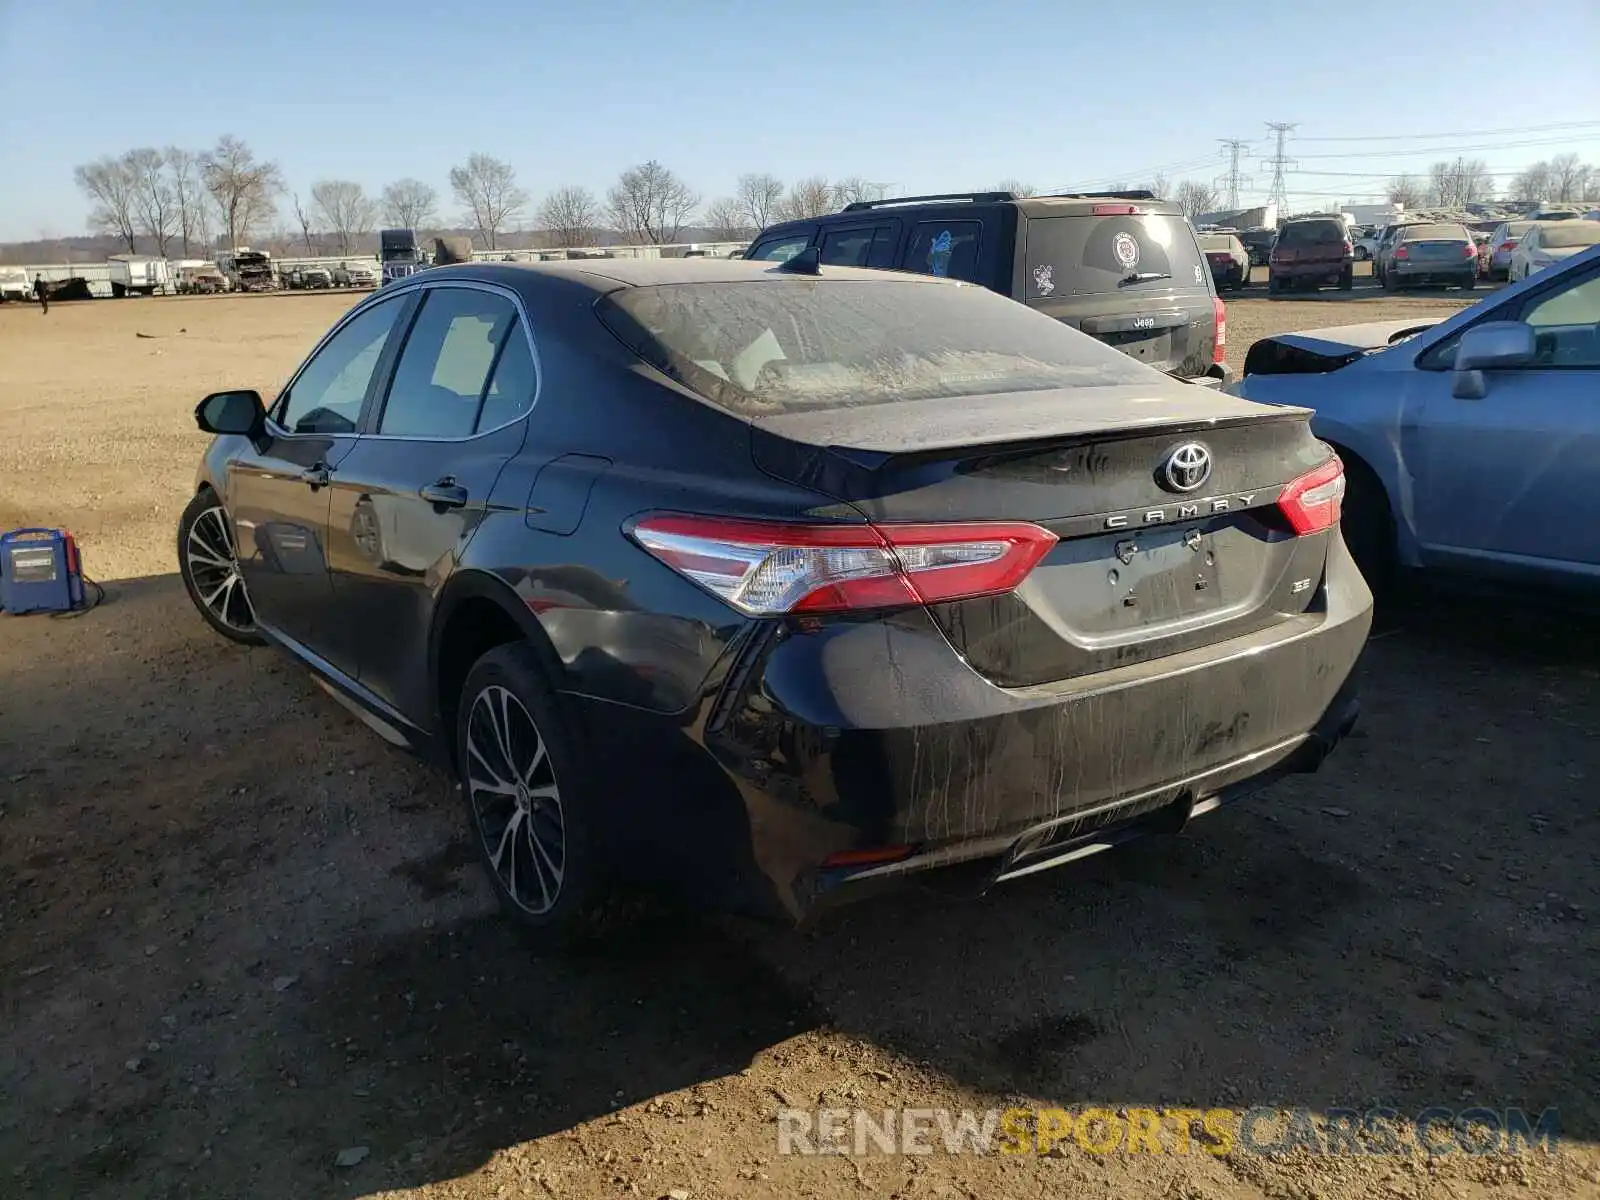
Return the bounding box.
[902,220,983,282]
[1540,223,1600,250]
[595,279,1154,416]
[1023,214,1206,297]
[1278,220,1347,246]
[379,288,518,438]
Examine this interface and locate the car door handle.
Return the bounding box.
[300,463,331,488]
[420,479,469,509]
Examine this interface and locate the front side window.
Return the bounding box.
[277,296,405,434]
[378,288,518,438]
[1521,270,1600,368]
[596,278,1157,417]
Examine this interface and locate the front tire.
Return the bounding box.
[457,643,616,950]
[178,489,263,644]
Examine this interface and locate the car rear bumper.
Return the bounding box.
[1271,261,1350,281]
[1391,262,1475,283]
[581,531,1372,922]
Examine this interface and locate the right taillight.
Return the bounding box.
[628,514,1059,615]
[1277,457,1346,536]
[1501,239,1517,252]
[1212,297,1227,363]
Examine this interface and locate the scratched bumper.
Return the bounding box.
[694,531,1371,922]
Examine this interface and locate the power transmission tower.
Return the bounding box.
[1264,122,1297,214]
[1217,139,1252,210]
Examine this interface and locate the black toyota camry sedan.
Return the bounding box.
[178,256,1371,945]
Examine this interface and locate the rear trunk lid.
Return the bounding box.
[750,383,1337,687]
[1019,213,1217,378]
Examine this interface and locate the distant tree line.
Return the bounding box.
[65,138,1600,263]
[1385,153,1599,211]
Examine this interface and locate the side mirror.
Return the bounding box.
[195,389,266,436]
[1452,321,1536,399]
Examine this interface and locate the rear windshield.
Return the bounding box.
[1540,222,1600,249]
[596,279,1155,416]
[1198,234,1239,252]
[1022,214,1207,297]
[1402,224,1470,242]
[1277,220,1347,245]
[1503,222,1535,238]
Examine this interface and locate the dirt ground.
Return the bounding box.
[3,287,1598,1200]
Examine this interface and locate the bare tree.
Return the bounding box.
[703,197,752,241]
[1426,157,1494,207]
[1548,153,1592,202]
[201,136,283,252]
[449,153,528,250]
[606,160,701,244]
[535,184,600,247]
[995,179,1038,198]
[1173,179,1220,219]
[776,177,836,222]
[122,148,177,256]
[73,156,139,252]
[1509,160,1554,203]
[735,173,785,230]
[164,147,204,256]
[1139,174,1171,199]
[831,177,880,207]
[381,178,438,230]
[311,180,376,255]
[290,195,316,255]
[1387,173,1426,208]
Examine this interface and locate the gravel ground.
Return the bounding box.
[3,288,1597,1200]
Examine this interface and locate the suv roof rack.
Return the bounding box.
[1040,189,1158,201]
[840,191,1015,212]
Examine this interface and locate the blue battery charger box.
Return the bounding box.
[0,528,86,614]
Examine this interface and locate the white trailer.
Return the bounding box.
[106,255,171,297]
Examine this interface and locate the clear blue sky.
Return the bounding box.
[1,0,1597,241]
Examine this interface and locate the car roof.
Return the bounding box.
[414,258,963,295]
[757,192,1184,236]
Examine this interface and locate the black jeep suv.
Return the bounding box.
[744,190,1230,383]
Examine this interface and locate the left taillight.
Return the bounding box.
[1212,296,1227,364]
[627,514,1058,616]
[1277,456,1345,536]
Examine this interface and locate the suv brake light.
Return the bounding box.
[1277,457,1345,535]
[1092,204,1143,215]
[1212,297,1227,364]
[629,515,1059,615]
[1462,243,1479,258]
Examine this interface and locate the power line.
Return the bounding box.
[1294,120,1600,142]
[1290,135,1592,160]
[1217,139,1252,209]
[1265,122,1297,213]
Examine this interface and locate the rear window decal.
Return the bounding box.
[927,230,954,277]
[1112,231,1140,271]
[1193,264,1204,283]
[1032,264,1055,295]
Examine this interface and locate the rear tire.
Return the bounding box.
[1384,270,1401,292]
[1460,274,1476,291]
[1339,266,1354,291]
[1268,274,1284,297]
[457,642,619,951]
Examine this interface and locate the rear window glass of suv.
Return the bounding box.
[1277,220,1347,246]
[1023,214,1206,297]
[596,279,1155,415]
[1198,234,1238,252]
[1402,224,1469,242]
[1540,222,1600,249]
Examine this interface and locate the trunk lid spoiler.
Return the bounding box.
[1241,317,1443,378]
